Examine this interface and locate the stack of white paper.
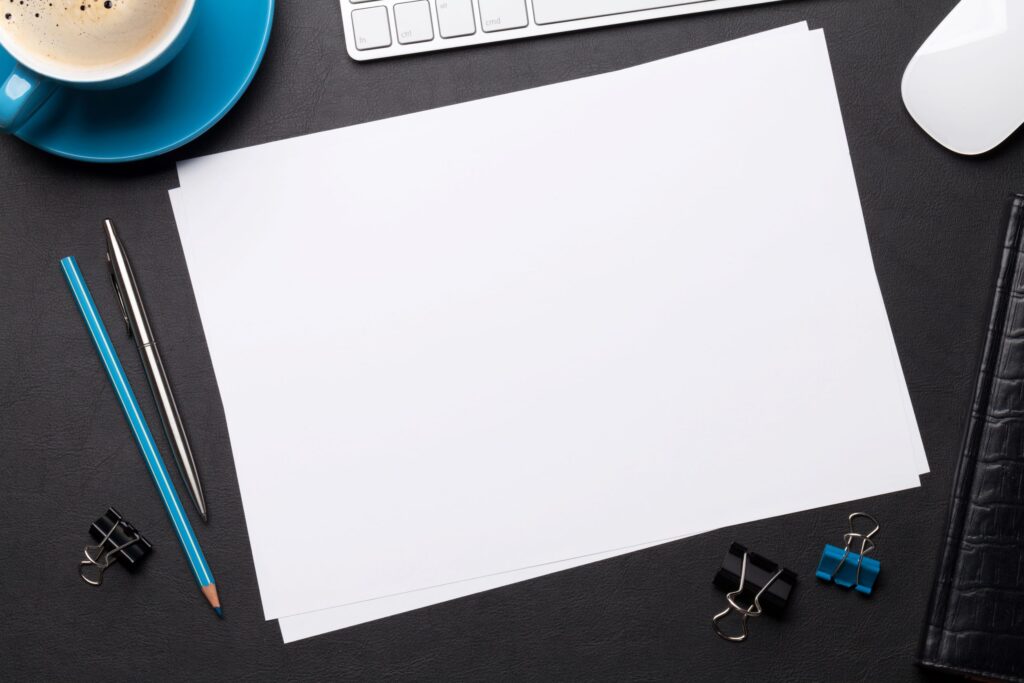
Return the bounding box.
[169,23,926,643]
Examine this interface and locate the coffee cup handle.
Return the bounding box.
[0,62,57,134]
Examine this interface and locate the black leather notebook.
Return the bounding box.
[919,194,1024,683]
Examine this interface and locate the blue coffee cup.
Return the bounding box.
[0,0,197,133]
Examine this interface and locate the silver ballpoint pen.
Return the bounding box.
[104,219,209,522]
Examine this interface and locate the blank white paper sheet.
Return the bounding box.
[172,24,926,639]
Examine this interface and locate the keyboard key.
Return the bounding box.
[352,6,392,50]
[395,1,434,44]
[532,0,703,25]
[478,0,528,32]
[436,0,475,38]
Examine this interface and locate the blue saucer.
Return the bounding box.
[0,0,274,163]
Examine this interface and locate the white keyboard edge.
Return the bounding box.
[341,0,787,61]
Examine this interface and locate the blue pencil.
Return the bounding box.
[61,256,222,617]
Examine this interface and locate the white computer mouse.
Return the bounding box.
[902,0,1024,155]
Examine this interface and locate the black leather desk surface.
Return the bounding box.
[2,0,1022,680]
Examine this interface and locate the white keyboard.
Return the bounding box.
[341,0,787,60]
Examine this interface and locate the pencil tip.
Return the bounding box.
[201,583,222,616]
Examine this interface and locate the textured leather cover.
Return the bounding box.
[919,194,1024,683]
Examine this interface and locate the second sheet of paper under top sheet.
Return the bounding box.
[175,25,925,622]
[171,27,924,642]
[172,26,926,643]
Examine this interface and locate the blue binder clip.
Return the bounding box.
[815,512,880,595]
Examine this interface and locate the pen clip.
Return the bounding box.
[107,250,133,338]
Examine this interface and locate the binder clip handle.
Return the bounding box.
[847,511,880,544]
[712,606,751,643]
[712,551,784,643]
[79,531,142,586]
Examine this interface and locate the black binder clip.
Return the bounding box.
[79,508,152,586]
[815,512,880,595]
[712,543,797,642]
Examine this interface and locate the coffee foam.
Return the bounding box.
[1,0,187,76]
